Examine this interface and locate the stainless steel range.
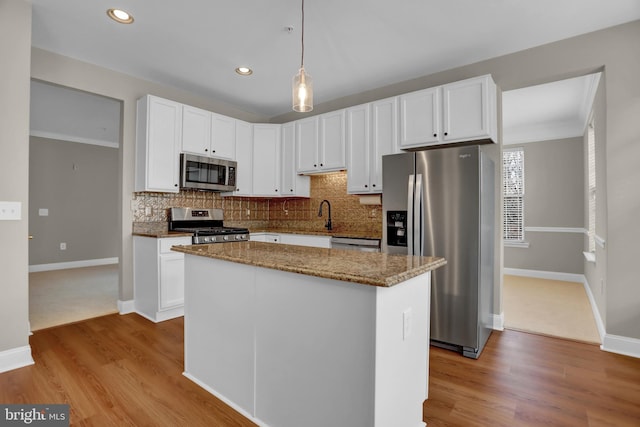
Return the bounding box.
[169,207,249,244]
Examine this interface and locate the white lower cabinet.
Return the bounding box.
[134,235,192,322]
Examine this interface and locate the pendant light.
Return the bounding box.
[292,0,313,112]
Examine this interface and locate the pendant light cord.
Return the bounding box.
[300,0,305,68]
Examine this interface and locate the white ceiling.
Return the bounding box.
[502,73,601,145]
[30,0,640,119]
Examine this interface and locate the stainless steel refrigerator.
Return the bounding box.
[382,145,494,359]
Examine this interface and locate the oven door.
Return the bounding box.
[180,154,236,191]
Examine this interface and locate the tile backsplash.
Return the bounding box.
[132,171,382,237]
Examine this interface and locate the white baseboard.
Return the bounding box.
[491,312,504,331]
[118,299,135,314]
[601,334,640,359]
[503,268,583,283]
[0,345,34,374]
[29,257,118,272]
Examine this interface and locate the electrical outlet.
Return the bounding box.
[246,209,250,217]
[0,201,22,220]
[145,206,152,216]
[403,308,412,341]
[60,242,67,250]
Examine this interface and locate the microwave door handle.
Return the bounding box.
[407,174,414,256]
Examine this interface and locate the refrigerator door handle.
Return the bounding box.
[415,174,423,256]
[407,174,415,255]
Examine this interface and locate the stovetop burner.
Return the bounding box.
[169,208,250,244]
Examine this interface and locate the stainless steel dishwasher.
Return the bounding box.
[330,237,381,252]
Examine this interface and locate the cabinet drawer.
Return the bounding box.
[159,237,192,253]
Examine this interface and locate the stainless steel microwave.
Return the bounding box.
[180,153,237,192]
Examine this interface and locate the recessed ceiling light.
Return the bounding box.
[235,67,253,76]
[107,8,134,24]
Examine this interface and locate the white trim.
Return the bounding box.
[503,268,583,283]
[118,299,135,314]
[503,241,530,248]
[601,334,640,359]
[183,372,271,427]
[491,312,504,331]
[580,73,601,134]
[583,251,596,263]
[524,226,587,234]
[30,130,119,149]
[0,345,34,374]
[595,235,606,249]
[582,277,605,342]
[29,257,118,272]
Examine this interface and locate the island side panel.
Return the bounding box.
[183,254,257,417]
[375,272,431,427]
[254,267,377,427]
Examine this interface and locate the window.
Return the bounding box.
[503,148,524,242]
[587,118,596,252]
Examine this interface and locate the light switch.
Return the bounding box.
[39,208,49,216]
[0,201,22,220]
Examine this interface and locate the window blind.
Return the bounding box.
[503,148,524,241]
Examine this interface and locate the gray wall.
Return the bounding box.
[29,137,118,265]
[504,138,585,274]
[0,0,31,353]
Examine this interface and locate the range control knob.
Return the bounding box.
[223,235,229,241]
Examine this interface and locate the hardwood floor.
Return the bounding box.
[1,313,639,426]
[424,330,640,426]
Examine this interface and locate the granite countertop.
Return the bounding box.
[132,222,192,238]
[171,241,446,287]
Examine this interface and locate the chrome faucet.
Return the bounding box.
[318,200,332,231]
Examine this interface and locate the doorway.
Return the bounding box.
[500,73,602,344]
[28,80,121,331]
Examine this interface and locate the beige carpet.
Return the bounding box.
[29,264,119,331]
[503,275,601,344]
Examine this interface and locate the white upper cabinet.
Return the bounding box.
[347,97,398,194]
[252,124,281,197]
[295,116,320,173]
[370,97,399,191]
[135,95,182,193]
[399,87,440,148]
[319,110,346,171]
[181,105,211,156]
[233,120,253,196]
[281,122,310,197]
[399,74,497,149]
[441,75,497,143]
[346,104,371,193]
[296,110,346,174]
[211,113,236,160]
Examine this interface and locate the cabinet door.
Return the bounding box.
[442,75,493,143]
[252,124,281,196]
[399,87,440,149]
[211,113,237,159]
[296,116,319,173]
[143,96,182,192]
[234,120,253,196]
[346,104,371,193]
[320,110,346,171]
[371,97,398,191]
[159,252,185,309]
[182,105,211,156]
[282,122,310,197]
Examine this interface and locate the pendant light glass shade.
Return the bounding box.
[292,67,313,112]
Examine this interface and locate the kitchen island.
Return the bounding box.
[172,241,446,427]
